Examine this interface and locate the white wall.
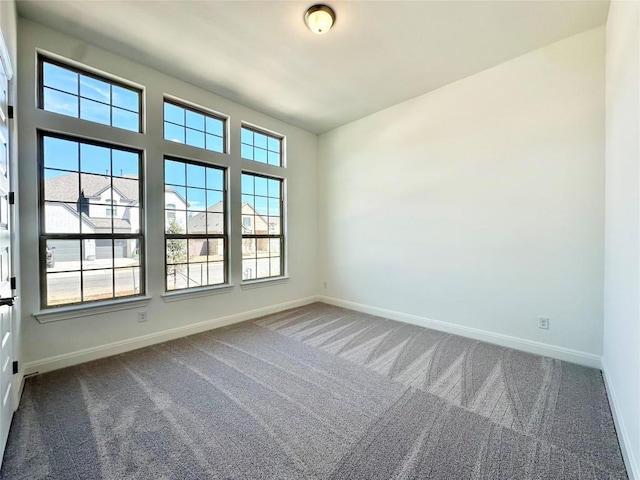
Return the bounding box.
[18,18,318,367]
[318,27,605,361]
[45,204,87,233]
[603,1,640,478]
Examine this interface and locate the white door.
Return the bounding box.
[0,34,14,457]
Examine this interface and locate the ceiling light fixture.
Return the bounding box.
[304,5,335,35]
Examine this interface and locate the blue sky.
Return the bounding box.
[44,136,138,179]
[43,62,139,132]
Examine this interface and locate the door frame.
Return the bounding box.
[0,27,19,418]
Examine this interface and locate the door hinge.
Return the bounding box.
[10,276,16,290]
[7,106,13,120]
[12,361,17,375]
[8,192,14,205]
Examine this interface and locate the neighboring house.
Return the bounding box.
[45,172,143,261]
[46,172,276,262]
[46,175,192,260]
[183,202,280,257]
[45,202,97,261]
[185,200,224,257]
[164,188,188,230]
[240,202,280,254]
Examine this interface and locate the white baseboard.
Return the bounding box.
[23,296,319,376]
[317,295,602,369]
[24,294,602,374]
[602,361,638,480]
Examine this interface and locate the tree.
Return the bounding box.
[166,220,187,288]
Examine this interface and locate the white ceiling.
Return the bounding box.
[17,0,610,134]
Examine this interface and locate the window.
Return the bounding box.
[105,198,117,217]
[166,203,176,222]
[164,158,226,290]
[241,126,282,166]
[39,132,144,307]
[39,56,142,132]
[241,173,283,280]
[164,99,226,153]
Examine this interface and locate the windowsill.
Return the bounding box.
[33,295,152,323]
[241,276,289,290]
[161,284,233,303]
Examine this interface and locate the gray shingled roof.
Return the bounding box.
[187,201,224,233]
[45,172,139,203]
[90,218,132,233]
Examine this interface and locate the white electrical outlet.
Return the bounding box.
[138,311,148,323]
[538,317,549,330]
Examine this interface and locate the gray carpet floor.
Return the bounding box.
[0,303,628,479]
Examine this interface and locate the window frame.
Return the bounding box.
[241,171,285,282]
[163,155,228,292]
[163,97,228,154]
[38,131,146,309]
[37,54,143,133]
